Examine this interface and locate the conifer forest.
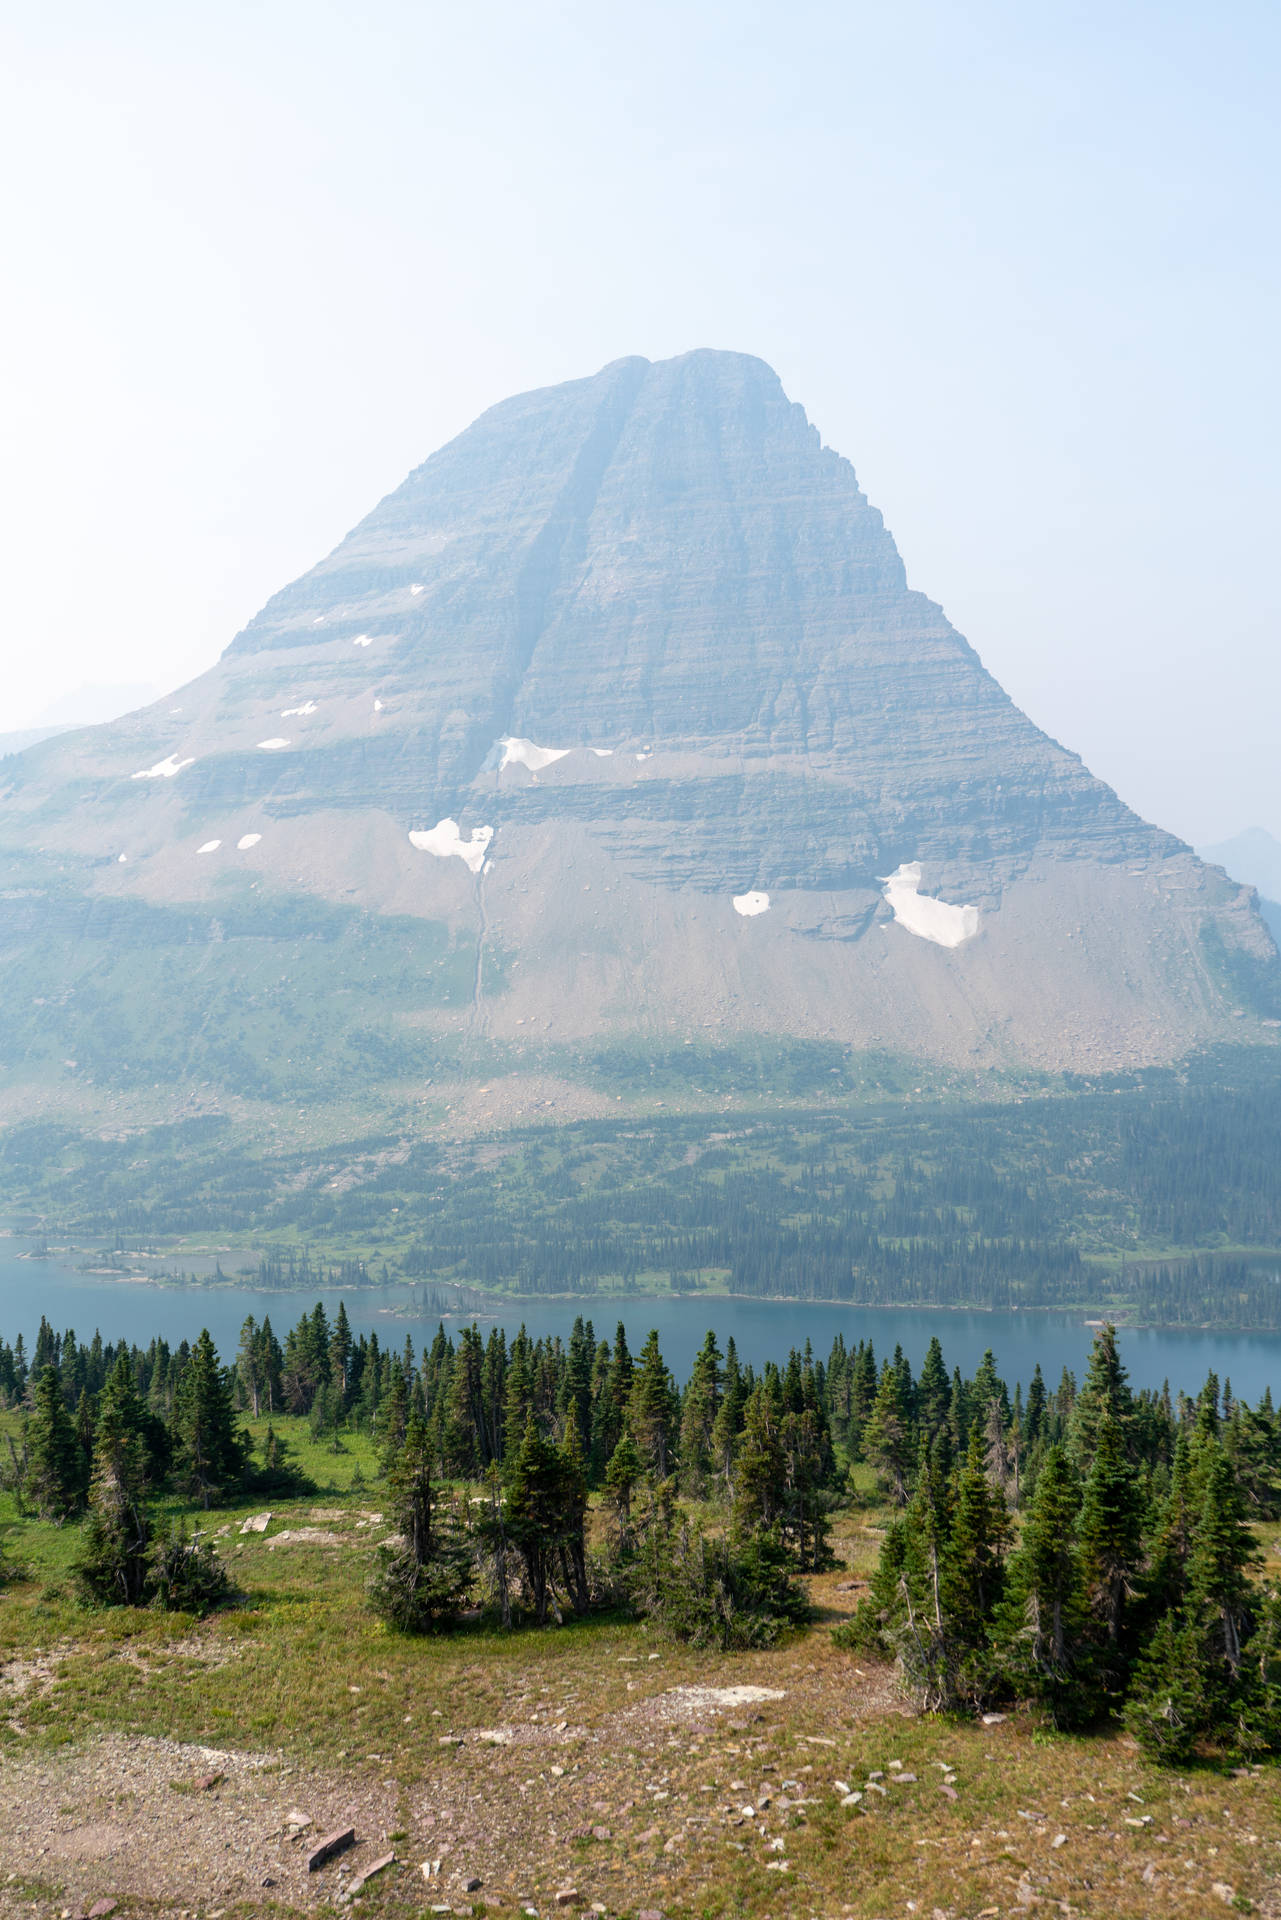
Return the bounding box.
[4,1302,1281,1772]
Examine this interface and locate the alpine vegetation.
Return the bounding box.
[840,1324,1281,1762]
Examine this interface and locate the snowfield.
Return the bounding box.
[131,753,193,781]
[499,736,571,774]
[881,863,979,948]
[409,819,493,874]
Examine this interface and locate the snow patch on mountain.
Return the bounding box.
[131,753,193,781]
[257,738,290,751]
[237,833,262,850]
[409,819,493,874]
[197,840,221,854]
[499,736,571,774]
[733,891,770,917]
[880,863,979,948]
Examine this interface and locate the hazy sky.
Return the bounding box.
[2,0,1277,843]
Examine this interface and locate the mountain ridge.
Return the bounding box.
[0,349,1276,1147]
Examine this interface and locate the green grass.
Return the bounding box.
[5,1421,1281,1916]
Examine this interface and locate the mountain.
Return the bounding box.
[1200,828,1281,947]
[1,350,1277,1150]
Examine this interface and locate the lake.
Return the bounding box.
[1,1248,1278,1401]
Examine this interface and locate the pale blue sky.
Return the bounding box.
[2,0,1277,841]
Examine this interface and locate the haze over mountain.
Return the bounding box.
[1,350,1276,1145]
[1200,827,1281,949]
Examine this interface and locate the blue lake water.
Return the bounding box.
[2,1249,1279,1401]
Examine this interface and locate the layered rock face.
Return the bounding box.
[1,350,1276,1128]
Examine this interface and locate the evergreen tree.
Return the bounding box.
[173,1331,246,1508]
[329,1301,354,1401]
[732,1380,787,1535]
[377,1357,408,1465]
[368,1408,473,1633]
[679,1331,722,1492]
[77,1354,152,1606]
[605,1430,643,1528]
[1069,1325,1133,1474]
[918,1336,951,1442]
[939,1428,1011,1700]
[862,1360,914,1505]
[994,1444,1096,1725]
[629,1329,678,1479]
[1077,1409,1143,1661]
[505,1414,588,1625]
[28,1363,86,1520]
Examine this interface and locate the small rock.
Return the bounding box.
[889,1772,917,1784]
[438,1735,463,1747]
[980,1712,1007,1726]
[1212,1888,1236,1907]
[348,1853,395,1896]
[307,1827,356,1873]
[196,1772,225,1791]
[840,1792,863,1808]
[86,1906,117,1919]
[240,1512,271,1534]
[636,1825,660,1843]
[1051,1833,1066,1849]
[591,1825,611,1841]
[637,1911,665,1920]
[462,1877,482,1892]
[555,1891,583,1908]
[939,1784,958,1802]
[1141,1863,1157,1884]
[420,1859,442,1882]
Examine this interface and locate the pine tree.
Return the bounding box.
[77,1353,152,1606]
[862,1360,914,1506]
[329,1301,354,1402]
[1146,1430,1195,1612]
[940,1429,1011,1691]
[28,1363,86,1520]
[379,1362,410,1473]
[1069,1325,1133,1474]
[629,1329,678,1479]
[679,1331,722,1493]
[505,1414,588,1625]
[994,1444,1096,1726]
[173,1331,245,1508]
[732,1381,787,1535]
[605,1430,643,1527]
[1185,1439,1259,1684]
[1077,1409,1143,1662]
[918,1336,951,1442]
[368,1408,473,1633]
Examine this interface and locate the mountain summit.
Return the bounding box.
[1,350,1276,1137]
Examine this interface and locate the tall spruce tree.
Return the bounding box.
[1077,1409,1143,1662]
[77,1353,152,1606]
[629,1330,678,1479]
[28,1363,86,1520]
[368,1407,473,1633]
[173,1331,245,1508]
[994,1444,1096,1725]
